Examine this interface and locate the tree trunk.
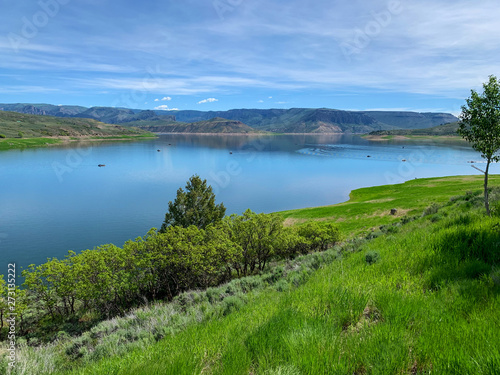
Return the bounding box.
[485,159,491,216]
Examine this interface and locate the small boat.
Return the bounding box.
[98,164,106,167]
[157,149,161,152]
[229,152,233,154]
[367,155,371,158]
[401,159,406,162]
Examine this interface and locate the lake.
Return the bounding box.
[0,134,495,275]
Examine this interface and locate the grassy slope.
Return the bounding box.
[280,175,500,234]
[364,122,462,141]
[52,175,500,375]
[130,117,261,134]
[0,111,154,149]
[7,175,500,375]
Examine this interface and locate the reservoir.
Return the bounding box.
[0,134,495,273]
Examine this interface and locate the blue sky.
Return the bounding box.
[1,0,498,115]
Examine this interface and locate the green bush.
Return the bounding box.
[365,251,380,265]
[0,134,6,138]
[423,203,440,216]
[221,295,245,316]
[274,279,290,292]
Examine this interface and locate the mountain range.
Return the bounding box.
[0,103,458,134]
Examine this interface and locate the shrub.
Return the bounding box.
[430,214,443,222]
[423,203,440,216]
[274,279,290,292]
[365,251,380,265]
[221,295,245,316]
[0,134,5,138]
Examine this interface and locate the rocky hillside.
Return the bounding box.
[135,117,258,133]
[0,111,151,138]
[0,103,458,134]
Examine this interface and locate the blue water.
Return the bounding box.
[0,134,494,274]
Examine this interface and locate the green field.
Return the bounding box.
[0,111,155,150]
[280,174,499,234]
[5,174,500,375]
[0,137,62,150]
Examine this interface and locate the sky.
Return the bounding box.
[0,0,499,115]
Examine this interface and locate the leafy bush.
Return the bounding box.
[423,203,440,216]
[0,134,5,138]
[274,279,290,292]
[221,295,245,316]
[294,222,342,254]
[365,251,380,265]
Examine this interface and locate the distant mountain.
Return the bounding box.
[368,122,460,137]
[0,103,458,134]
[135,117,259,134]
[0,111,151,138]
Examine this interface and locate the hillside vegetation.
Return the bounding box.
[0,104,458,134]
[130,117,260,134]
[2,175,500,374]
[367,122,461,139]
[0,111,154,149]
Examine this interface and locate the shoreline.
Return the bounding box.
[153,132,352,135]
[0,134,157,150]
[362,134,465,142]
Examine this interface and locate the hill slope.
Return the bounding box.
[0,111,151,138]
[130,117,259,133]
[0,103,458,133]
[368,121,460,137]
[7,175,500,375]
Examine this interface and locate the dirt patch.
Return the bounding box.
[365,198,395,204]
[363,208,411,219]
[283,216,342,227]
[283,218,308,227]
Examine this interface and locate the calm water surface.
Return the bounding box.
[0,134,495,273]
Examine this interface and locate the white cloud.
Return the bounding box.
[268,96,273,99]
[154,98,159,101]
[161,96,172,101]
[197,97,218,104]
[258,100,264,103]
[154,105,179,111]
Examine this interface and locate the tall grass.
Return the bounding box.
[55,192,500,375]
[3,179,500,374]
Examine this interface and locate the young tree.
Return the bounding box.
[458,75,500,216]
[160,175,226,231]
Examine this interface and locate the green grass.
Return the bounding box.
[4,176,500,375]
[0,111,154,147]
[51,192,500,375]
[0,137,62,150]
[280,175,500,234]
